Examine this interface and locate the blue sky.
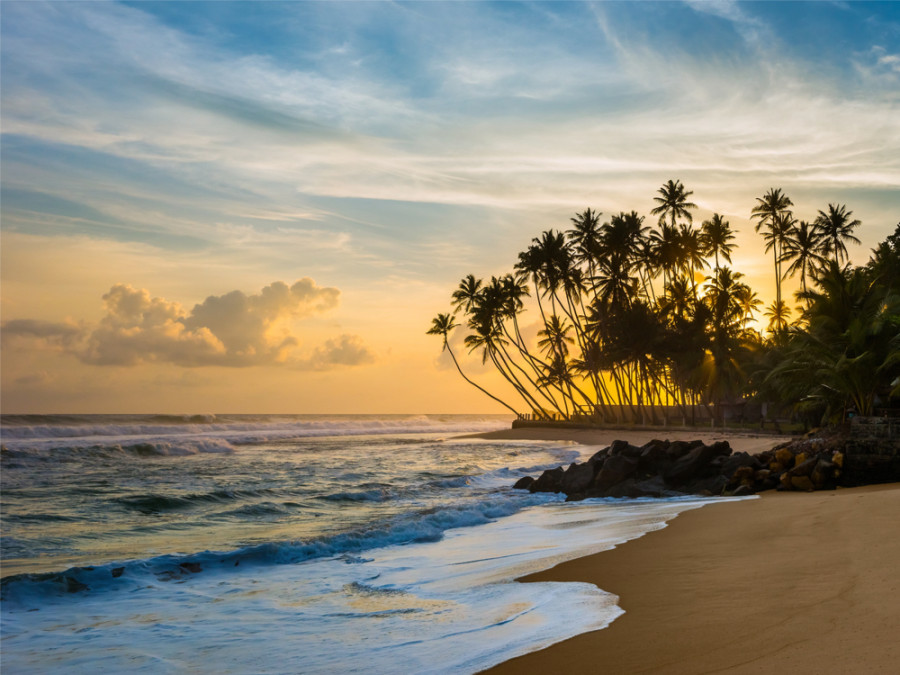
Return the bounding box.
[1,1,898,413]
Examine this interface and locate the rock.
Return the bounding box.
[791,475,815,492]
[560,461,595,494]
[769,461,785,473]
[664,442,731,487]
[722,452,760,479]
[789,456,818,478]
[732,484,755,496]
[685,474,727,496]
[833,451,844,468]
[666,439,704,460]
[794,452,809,468]
[779,471,794,490]
[811,459,835,489]
[638,440,671,474]
[513,476,535,491]
[593,454,638,491]
[603,478,639,498]
[609,439,642,458]
[775,447,794,467]
[754,469,772,482]
[731,465,756,486]
[530,466,565,493]
[630,475,672,498]
[587,446,610,464]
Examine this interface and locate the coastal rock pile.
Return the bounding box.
[514,438,849,500]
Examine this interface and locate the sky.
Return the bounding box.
[1,1,898,414]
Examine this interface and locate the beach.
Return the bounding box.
[480,427,900,674]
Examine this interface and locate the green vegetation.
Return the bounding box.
[429,181,900,426]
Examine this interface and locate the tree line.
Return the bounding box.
[429,180,900,425]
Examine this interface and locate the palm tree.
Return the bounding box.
[650,179,697,229]
[764,300,791,334]
[781,220,826,298]
[566,208,603,281]
[751,188,793,308]
[815,203,861,264]
[451,274,482,314]
[700,214,736,272]
[427,313,518,414]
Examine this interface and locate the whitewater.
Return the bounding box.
[1,414,730,673]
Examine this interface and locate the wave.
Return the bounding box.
[1,438,236,460]
[1,492,559,604]
[0,414,511,455]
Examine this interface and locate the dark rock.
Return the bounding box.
[587,446,610,464]
[638,440,672,474]
[513,476,535,491]
[730,465,756,487]
[811,459,835,489]
[609,439,642,458]
[593,454,638,491]
[666,440,702,460]
[630,475,673,498]
[603,478,638,498]
[685,474,727,496]
[530,466,565,493]
[789,456,818,478]
[732,484,756,497]
[665,442,731,487]
[722,452,761,479]
[560,461,595,494]
[791,475,815,492]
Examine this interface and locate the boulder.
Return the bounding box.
[811,459,835,489]
[686,474,728,496]
[593,454,639,491]
[666,439,704,460]
[791,475,815,492]
[530,466,565,493]
[638,440,671,474]
[775,447,795,467]
[513,476,535,491]
[789,456,818,478]
[609,439,642,458]
[731,465,756,487]
[664,441,731,487]
[722,452,760,479]
[587,446,610,464]
[560,461,595,494]
[732,484,755,497]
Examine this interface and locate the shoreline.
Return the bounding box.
[475,427,900,674]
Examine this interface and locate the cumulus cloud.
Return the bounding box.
[300,334,377,370]
[1,279,375,369]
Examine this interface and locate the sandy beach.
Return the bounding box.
[480,427,900,674]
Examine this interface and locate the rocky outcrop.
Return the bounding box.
[514,433,894,500]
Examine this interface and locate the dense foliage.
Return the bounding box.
[429,181,900,425]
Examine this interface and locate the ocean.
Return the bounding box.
[1,414,729,673]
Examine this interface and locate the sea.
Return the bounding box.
[1,414,733,673]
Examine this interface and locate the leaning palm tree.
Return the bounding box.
[700,213,736,273]
[751,188,794,308]
[650,179,697,229]
[427,313,518,414]
[815,203,861,265]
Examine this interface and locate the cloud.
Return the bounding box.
[1,279,375,369]
[300,334,376,370]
